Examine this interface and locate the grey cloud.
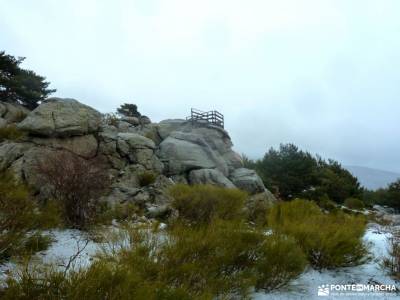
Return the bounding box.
[1,0,399,171]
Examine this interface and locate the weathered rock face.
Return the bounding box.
[9,146,50,188]
[116,132,163,172]
[157,133,226,175]
[18,98,102,137]
[0,143,59,189]
[229,168,265,195]
[157,126,234,176]
[120,116,140,126]
[188,169,235,188]
[157,119,186,140]
[155,120,276,204]
[28,135,98,158]
[0,103,5,117]
[0,118,8,128]
[0,98,276,218]
[0,102,30,123]
[0,142,29,171]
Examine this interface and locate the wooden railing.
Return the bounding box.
[186,108,224,128]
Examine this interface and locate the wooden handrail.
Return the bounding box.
[187,108,224,128]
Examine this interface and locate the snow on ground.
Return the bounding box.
[0,222,164,282]
[1,221,399,299]
[38,229,100,267]
[0,229,101,283]
[254,223,399,299]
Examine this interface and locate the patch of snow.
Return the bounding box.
[254,223,399,299]
[38,229,100,268]
[159,223,167,230]
[0,261,15,284]
[0,229,100,283]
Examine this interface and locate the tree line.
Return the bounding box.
[244,143,400,211]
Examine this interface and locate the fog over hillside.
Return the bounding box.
[346,165,400,190]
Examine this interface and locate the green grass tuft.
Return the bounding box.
[268,199,368,269]
[138,171,157,187]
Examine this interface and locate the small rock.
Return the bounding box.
[146,204,170,218]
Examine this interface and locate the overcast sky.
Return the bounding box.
[1,0,400,172]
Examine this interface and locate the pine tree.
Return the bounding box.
[117,103,141,118]
[0,51,55,109]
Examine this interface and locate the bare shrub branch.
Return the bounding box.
[35,150,110,228]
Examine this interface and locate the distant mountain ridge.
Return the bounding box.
[345,165,400,190]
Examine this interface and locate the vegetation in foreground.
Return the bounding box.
[0,180,369,299]
[0,172,59,263]
[35,150,110,229]
[268,199,368,269]
[382,228,400,280]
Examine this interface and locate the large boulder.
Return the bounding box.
[129,123,162,145]
[157,131,229,176]
[0,102,30,123]
[188,168,235,188]
[157,119,186,140]
[98,128,164,171]
[156,121,243,177]
[116,132,163,172]
[249,189,277,204]
[223,151,244,172]
[98,128,126,169]
[0,118,7,128]
[117,132,155,150]
[0,142,30,171]
[229,168,266,195]
[9,146,45,187]
[18,98,102,137]
[0,143,59,189]
[27,135,98,158]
